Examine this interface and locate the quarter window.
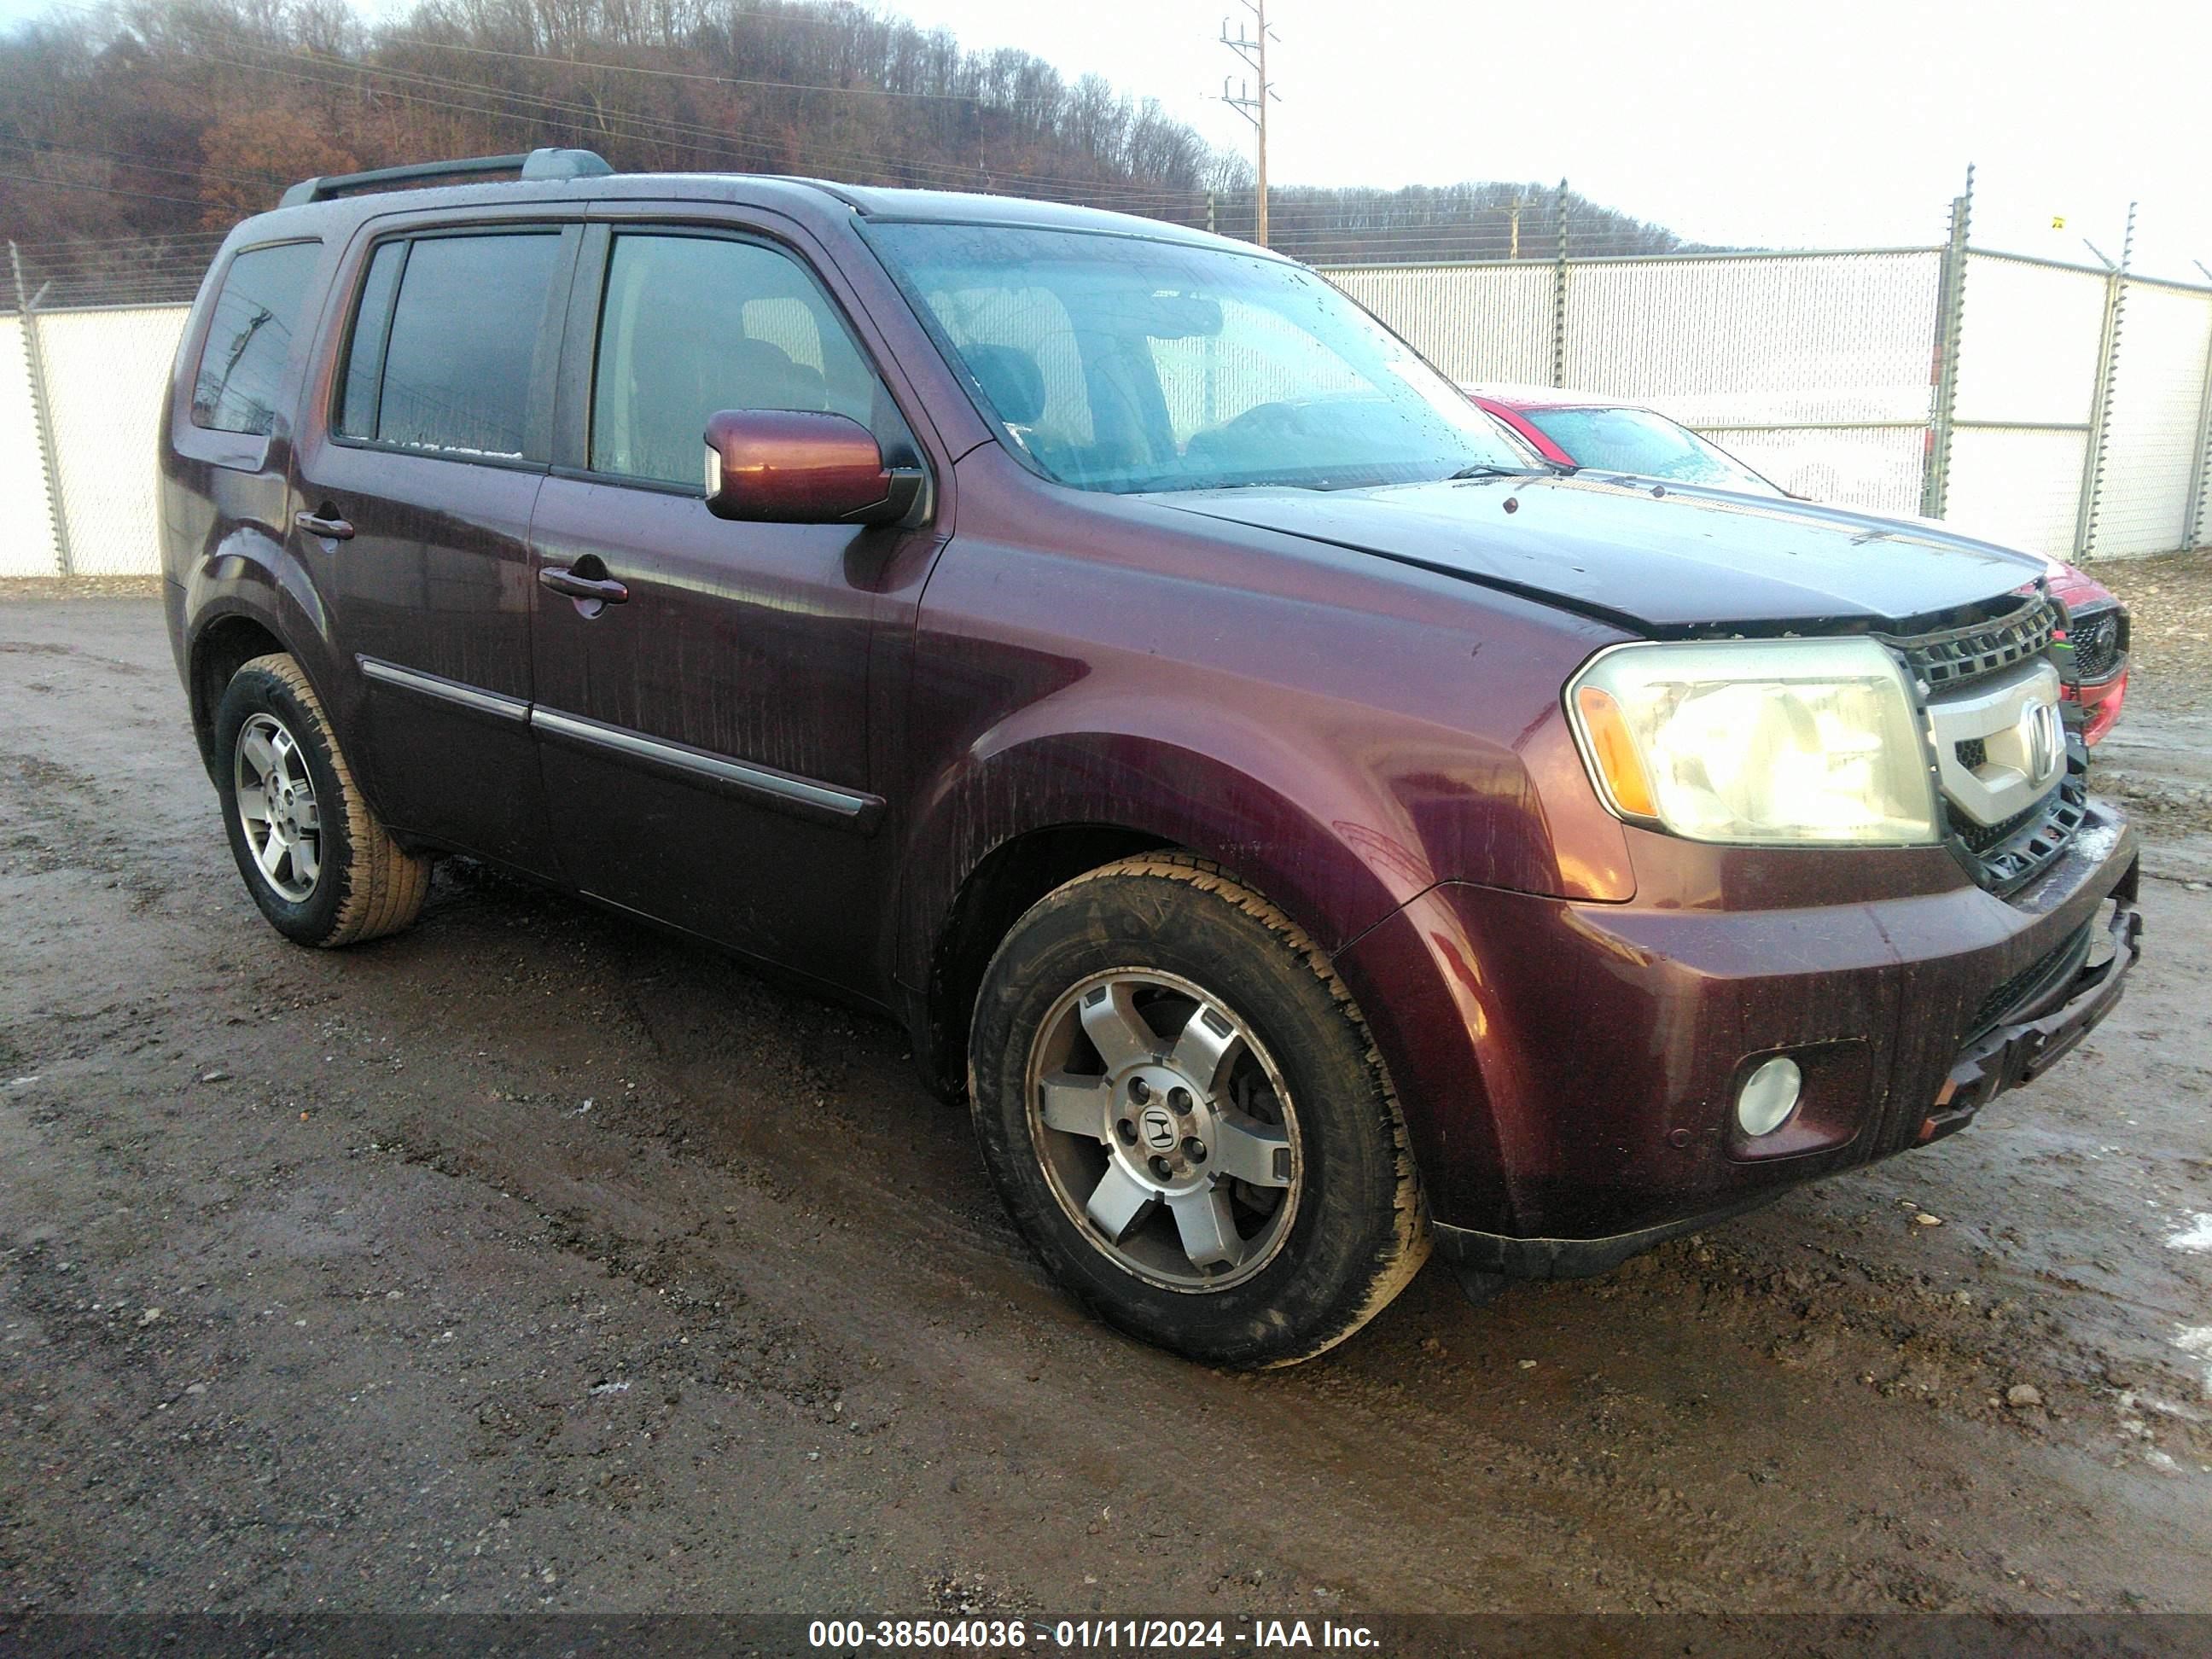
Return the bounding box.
[191,241,320,435]
[590,233,883,487]
[336,231,564,459]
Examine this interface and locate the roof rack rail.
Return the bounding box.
[277,147,614,208]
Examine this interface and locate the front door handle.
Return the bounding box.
[538,565,630,605]
[294,508,354,540]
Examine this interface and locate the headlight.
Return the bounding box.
[1566,637,1939,846]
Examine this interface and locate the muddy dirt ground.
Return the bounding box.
[3,582,2210,1621]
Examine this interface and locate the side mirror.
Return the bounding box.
[702,409,924,526]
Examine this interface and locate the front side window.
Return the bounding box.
[191,241,320,435]
[590,232,884,488]
[336,231,563,459]
[870,222,1527,494]
[1520,406,1779,493]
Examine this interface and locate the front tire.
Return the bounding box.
[969,853,1429,1368]
[212,653,431,947]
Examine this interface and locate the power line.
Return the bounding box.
[28,0,1041,104]
[375,31,1051,104]
[167,35,1198,206]
[50,0,1211,205]
[0,170,219,211]
[0,139,290,192]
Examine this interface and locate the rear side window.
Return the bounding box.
[336,231,564,460]
[338,241,405,439]
[191,241,321,435]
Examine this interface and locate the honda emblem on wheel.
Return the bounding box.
[1140,1107,1177,1150]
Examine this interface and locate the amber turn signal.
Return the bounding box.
[1574,684,1658,819]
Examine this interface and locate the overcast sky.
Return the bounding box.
[4,0,2207,279]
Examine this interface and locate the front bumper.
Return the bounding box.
[2068,667,2128,745]
[1923,888,2140,1139]
[1330,797,2141,1273]
[1427,879,2141,1289]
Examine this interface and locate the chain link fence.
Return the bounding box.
[3,218,2209,578]
[1322,239,2212,562]
[37,306,194,573]
[2101,276,2212,556]
[0,308,60,576]
[3,238,195,575]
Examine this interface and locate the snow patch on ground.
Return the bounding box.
[2174,1326,2212,1396]
[2166,1214,2212,1254]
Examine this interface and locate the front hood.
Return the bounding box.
[1144,473,2047,633]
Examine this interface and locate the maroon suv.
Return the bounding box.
[160,150,2143,1366]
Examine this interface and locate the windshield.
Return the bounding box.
[1518,405,1780,493]
[870,223,1529,493]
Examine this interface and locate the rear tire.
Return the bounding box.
[213,653,431,947]
[969,853,1429,1368]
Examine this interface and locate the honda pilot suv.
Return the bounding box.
[160,149,2143,1367]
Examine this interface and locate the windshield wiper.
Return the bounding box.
[1445,460,1574,481]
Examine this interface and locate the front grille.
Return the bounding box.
[1949,795,2039,855]
[1942,752,2089,894]
[2064,603,2127,684]
[1889,596,2058,691]
[1890,594,2082,895]
[1966,919,2095,1039]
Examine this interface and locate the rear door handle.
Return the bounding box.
[538,566,630,604]
[294,509,354,540]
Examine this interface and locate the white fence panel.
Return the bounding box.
[1951,254,2107,427]
[1324,262,1553,385]
[0,314,61,577]
[1563,252,1940,426]
[1691,424,1927,518]
[1944,428,2093,561]
[1943,253,2110,559]
[1327,253,1944,519]
[38,305,189,575]
[2098,281,2212,557]
[1565,253,1940,515]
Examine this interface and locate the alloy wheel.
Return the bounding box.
[232,711,323,902]
[1024,969,1302,1291]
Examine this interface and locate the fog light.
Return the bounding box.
[1737,1057,1802,1137]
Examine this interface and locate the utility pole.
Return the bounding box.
[1217,2,1279,247]
[1509,192,1525,261]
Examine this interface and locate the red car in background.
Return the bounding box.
[1465,384,2131,742]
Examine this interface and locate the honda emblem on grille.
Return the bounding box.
[2017,697,2064,784]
